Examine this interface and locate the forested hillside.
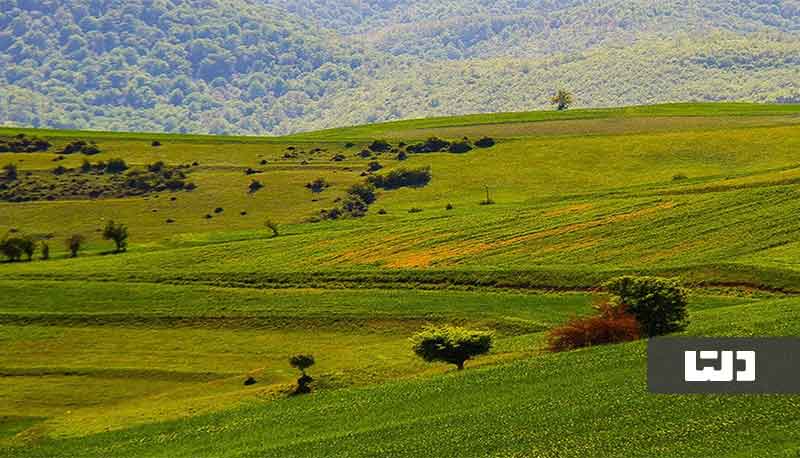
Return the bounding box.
[1,0,799,134]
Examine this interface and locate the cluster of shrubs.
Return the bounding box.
[405,137,495,154]
[1,160,196,202]
[313,183,376,221]
[547,276,689,352]
[0,134,51,153]
[124,161,196,194]
[1,221,129,262]
[406,276,689,374]
[0,234,38,261]
[305,177,330,193]
[367,167,431,189]
[61,140,101,155]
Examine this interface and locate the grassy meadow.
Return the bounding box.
[2,103,800,456]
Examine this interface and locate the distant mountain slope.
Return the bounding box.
[0,0,798,134]
[0,0,367,133]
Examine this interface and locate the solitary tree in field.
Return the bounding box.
[102,220,129,253]
[289,354,315,394]
[40,241,50,260]
[66,234,85,258]
[550,89,574,111]
[603,276,688,337]
[411,325,493,370]
[265,218,279,237]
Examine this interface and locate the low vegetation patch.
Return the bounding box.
[0,161,196,202]
[0,134,51,153]
[60,140,101,155]
[367,167,431,189]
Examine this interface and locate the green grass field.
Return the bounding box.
[2,103,800,456]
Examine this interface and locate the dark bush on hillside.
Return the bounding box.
[341,195,369,217]
[289,354,315,394]
[66,234,85,258]
[446,203,454,210]
[547,302,640,352]
[330,153,346,162]
[475,137,496,148]
[40,241,49,260]
[62,140,100,155]
[105,158,128,174]
[357,149,373,158]
[148,161,165,173]
[448,141,472,154]
[214,207,224,214]
[0,134,51,153]
[344,142,355,149]
[151,141,162,147]
[248,179,264,194]
[347,183,376,204]
[411,326,493,370]
[672,173,688,181]
[368,167,431,190]
[406,137,450,154]
[305,177,330,193]
[604,276,688,337]
[102,220,129,253]
[52,165,68,175]
[0,235,35,261]
[368,140,392,153]
[367,161,383,172]
[165,179,186,191]
[408,207,422,213]
[80,160,92,173]
[265,219,279,237]
[396,151,408,161]
[3,163,18,181]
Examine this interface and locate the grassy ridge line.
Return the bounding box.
[6,263,800,293]
[282,102,800,140]
[4,103,799,143]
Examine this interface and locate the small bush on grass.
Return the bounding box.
[265,219,279,237]
[105,158,128,174]
[305,177,329,193]
[475,137,495,148]
[547,302,640,352]
[249,180,264,194]
[66,234,85,258]
[368,140,392,152]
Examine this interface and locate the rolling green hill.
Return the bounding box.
[2,103,800,456]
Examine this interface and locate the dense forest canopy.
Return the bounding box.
[0,0,798,134]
